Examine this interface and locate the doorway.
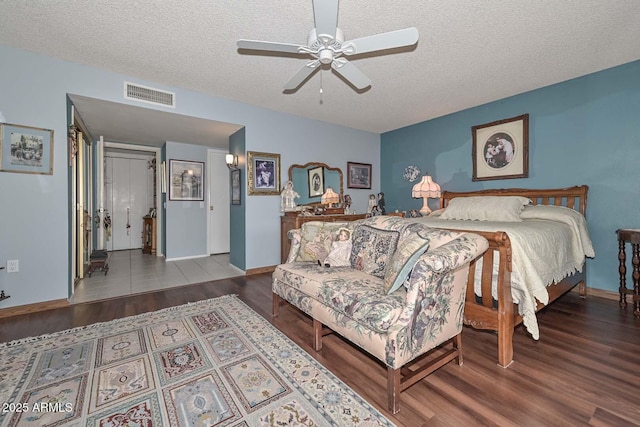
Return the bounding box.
[97,142,162,256]
[67,94,245,301]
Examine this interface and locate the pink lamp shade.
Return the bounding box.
[411,175,441,214]
[321,187,340,206]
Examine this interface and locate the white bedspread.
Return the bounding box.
[411,205,595,339]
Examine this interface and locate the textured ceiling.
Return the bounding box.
[2,0,640,145]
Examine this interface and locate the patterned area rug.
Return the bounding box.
[0,295,394,426]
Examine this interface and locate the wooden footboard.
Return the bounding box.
[461,230,516,367]
[441,185,589,368]
[462,230,586,367]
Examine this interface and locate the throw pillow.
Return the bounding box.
[350,225,400,279]
[296,222,350,262]
[383,226,431,294]
[439,196,530,222]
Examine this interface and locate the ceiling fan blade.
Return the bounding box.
[343,27,419,55]
[283,60,321,90]
[313,0,339,38]
[331,59,371,89]
[237,39,304,54]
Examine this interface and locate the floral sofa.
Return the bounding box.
[272,216,488,413]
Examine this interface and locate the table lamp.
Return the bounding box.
[412,175,441,215]
[321,187,340,207]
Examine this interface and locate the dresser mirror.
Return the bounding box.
[288,162,343,206]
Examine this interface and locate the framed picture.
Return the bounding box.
[307,166,324,197]
[0,122,54,175]
[247,151,280,195]
[472,114,529,181]
[231,169,241,205]
[347,162,372,189]
[169,159,205,201]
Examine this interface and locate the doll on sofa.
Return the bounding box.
[318,227,352,267]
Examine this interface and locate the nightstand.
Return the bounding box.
[617,228,640,316]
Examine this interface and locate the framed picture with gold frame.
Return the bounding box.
[247,151,280,195]
[472,114,529,181]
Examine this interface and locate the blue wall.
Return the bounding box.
[381,60,640,293]
[229,128,246,269]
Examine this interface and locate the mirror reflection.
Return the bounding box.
[288,162,343,205]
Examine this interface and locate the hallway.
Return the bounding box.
[71,250,244,304]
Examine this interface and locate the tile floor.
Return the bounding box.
[71,250,245,304]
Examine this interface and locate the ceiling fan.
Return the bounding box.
[237,0,419,91]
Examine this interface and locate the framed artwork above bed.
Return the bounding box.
[471,114,529,181]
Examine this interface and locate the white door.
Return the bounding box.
[128,158,149,248]
[106,156,151,251]
[208,150,230,254]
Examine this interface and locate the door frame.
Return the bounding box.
[70,106,93,296]
[101,142,163,256]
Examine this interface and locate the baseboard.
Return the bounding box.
[246,265,276,275]
[571,286,618,301]
[0,298,69,319]
[165,254,209,262]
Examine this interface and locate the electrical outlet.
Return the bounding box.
[7,259,19,273]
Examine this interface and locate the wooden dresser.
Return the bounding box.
[280,212,367,262]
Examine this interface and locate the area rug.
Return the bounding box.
[0,295,394,426]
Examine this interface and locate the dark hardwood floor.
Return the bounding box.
[2,274,639,426]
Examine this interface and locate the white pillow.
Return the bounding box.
[439,196,530,222]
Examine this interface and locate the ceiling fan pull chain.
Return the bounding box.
[319,71,324,104]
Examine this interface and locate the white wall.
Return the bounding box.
[0,46,380,308]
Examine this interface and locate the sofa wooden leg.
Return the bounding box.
[272,293,280,318]
[454,333,463,365]
[313,319,323,351]
[387,367,401,414]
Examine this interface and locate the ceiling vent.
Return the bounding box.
[124,82,175,107]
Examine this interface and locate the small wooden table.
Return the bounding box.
[88,250,109,277]
[617,228,640,316]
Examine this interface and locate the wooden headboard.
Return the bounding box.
[440,185,589,215]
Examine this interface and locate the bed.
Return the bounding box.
[411,185,594,367]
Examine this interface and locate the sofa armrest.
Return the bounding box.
[285,228,302,263]
[382,232,488,367]
[413,232,489,277]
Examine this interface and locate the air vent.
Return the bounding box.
[124,82,175,107]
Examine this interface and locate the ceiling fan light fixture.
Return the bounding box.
[319,49,333,64]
